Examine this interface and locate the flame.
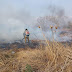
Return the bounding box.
[38,26,40,28]
[50,25,53,29]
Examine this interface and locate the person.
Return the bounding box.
[23,29,30,43]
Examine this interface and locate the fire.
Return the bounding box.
[50,25,53,29]
[38,26,40,28]
[55,26,58,29]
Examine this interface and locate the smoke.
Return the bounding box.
[0,9,37,42]
[0,8,46,43]
[0,4,72,43]
[48,5,65,17]
[34,5,72,42]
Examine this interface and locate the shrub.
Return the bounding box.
[24,64,33,72]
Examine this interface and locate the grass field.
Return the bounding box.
[0,40,72,72]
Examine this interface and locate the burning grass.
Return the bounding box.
[0,41,72,72]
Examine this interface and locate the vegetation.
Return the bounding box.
[0,40,72,72]
[0,26,72,72]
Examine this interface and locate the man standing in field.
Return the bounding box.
[23,29,30,43]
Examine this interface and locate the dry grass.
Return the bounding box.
[0,41,72,72]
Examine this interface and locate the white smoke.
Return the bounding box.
[0,9,36,42]
[0,3,72,43]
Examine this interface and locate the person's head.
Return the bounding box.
[25,29,28,31]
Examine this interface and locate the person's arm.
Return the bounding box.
[29,31,30,35]
[23,31,25,36]
[29,32,30,35]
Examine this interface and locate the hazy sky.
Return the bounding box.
[0,0,72,42]
[0,0,72,16]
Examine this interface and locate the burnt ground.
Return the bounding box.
[0,40,72,51]
[0,40,46,50]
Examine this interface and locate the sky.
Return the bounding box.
[0,0,72,16]
[0,0,72,42]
